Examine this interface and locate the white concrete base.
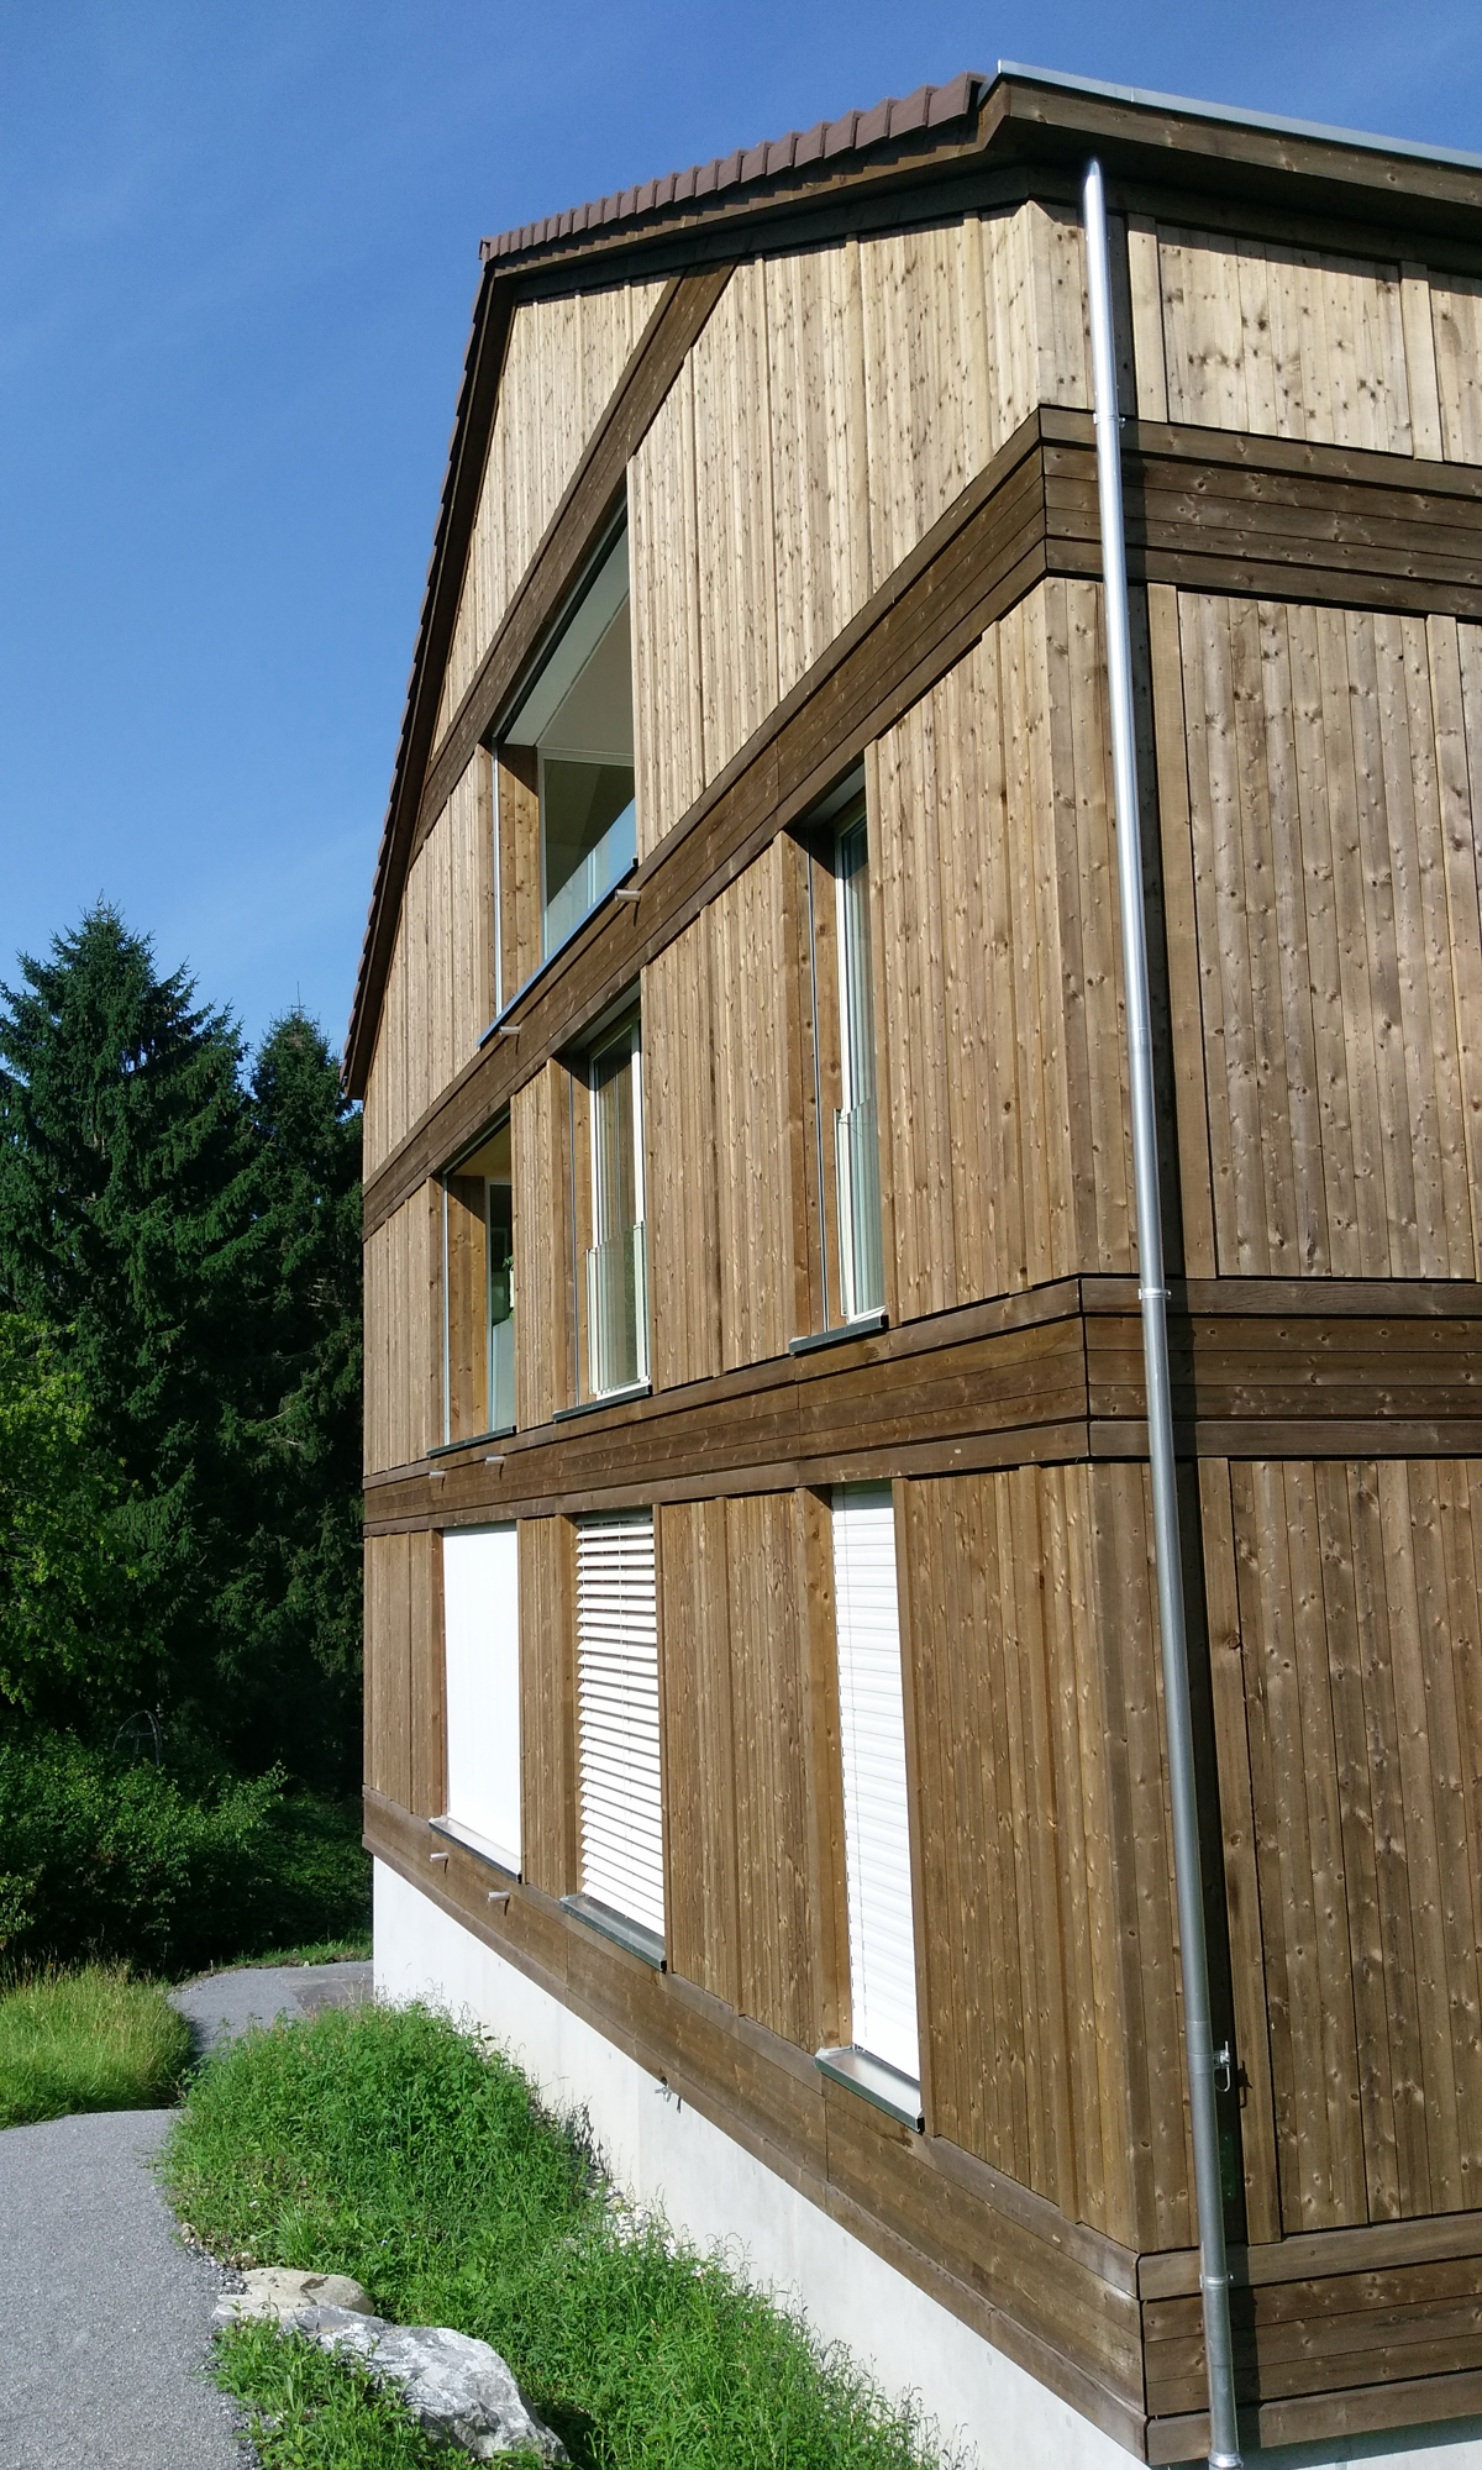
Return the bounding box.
[374,1862,1482,2470]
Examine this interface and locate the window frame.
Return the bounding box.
[570,999,650,1405]
[436,1112,516,1453]
[818,1480,921,2121]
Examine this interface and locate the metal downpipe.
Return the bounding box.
[1081,158,1243,2470]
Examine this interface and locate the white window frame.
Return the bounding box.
[834,809,884,1323]
[567,1509,664,1961]
[585,1014,649,1398]
[820,1482,920,2119]
[438,1524,521,1876]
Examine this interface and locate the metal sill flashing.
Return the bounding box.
[788,1311,888,1357]
[426,1424,517,1462]
[429,1816,521,1880]
[551,1382,651,1422]
[478,865,639,1047]
[815,2046,924,2130]
[560,1894,665,1970]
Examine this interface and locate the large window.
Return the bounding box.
[501,527,635,962]
[439,1524,520,1874]
[568,1509,663,1959]
[828,1483,919,2097]
[442,1117,514,1445]
[580,1010,648,1399]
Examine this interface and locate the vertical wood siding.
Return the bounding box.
[512,1063,573,1429]
[644,838,811,1381]
[365,1528,444,1816]
[1431,275,1482,462]
[363,1188,437,1473]
[659,1490,843,2050]
[870,578,1134,1315]
[1125,226,1479,459]
[902,1463,1193,2252]
[644,921,721,1387]
[631,203,1090,856]
[1204,1457,1482,2235]
[363,756,493,1177]
[519,1513,577,1898]
[435,281,666,742]
[1164,596,1482,1279]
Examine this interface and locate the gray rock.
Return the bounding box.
[287,2307,567,2462]
[214,2265,377,2324]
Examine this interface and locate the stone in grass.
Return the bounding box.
[292,2305,567,2463]
[214,2266,377,2323]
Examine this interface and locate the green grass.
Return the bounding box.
[214,2321,472,2469]
[207,1936,373,1973]
[0,1964,193,2126]
[164,2002,952,2470]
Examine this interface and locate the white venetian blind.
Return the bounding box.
[832,1484,919,2082]
[442,1525,521,1871]
[575,1510,664,1938]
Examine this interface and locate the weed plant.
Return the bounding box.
[165,2001,950,2470]
[0,1964,192,2125]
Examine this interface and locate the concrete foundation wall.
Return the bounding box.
[374,1860,1482,2470]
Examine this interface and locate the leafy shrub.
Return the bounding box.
[0,1731,368,1974]
[0,1964,192,2125]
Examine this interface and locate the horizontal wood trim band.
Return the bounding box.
[364,1787,1147,2432]
[1040,413,1482,613]
[365,1278,1482,1504]
[363,410,1482,1233]
[1147,2365,1482,2464]
[1141,2209,1482,2300]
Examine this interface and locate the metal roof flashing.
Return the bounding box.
[994,62,1482,179]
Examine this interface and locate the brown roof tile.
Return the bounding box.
[479,71,987,266]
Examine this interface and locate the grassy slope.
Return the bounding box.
[0,1966,192,2126]
[165,2002,953,2470]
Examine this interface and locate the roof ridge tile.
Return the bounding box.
[478,69,987,264]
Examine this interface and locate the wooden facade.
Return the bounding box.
[349,68,1482,2463]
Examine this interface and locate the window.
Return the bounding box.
[829,1483,919,2091]
[439,1524,520,1873]
[500,528,635,962]
[441,1117,515,1445]
[834,808,884,1321]
[800,783,886,1342]
[569,1510,663,1957]
[580,1010,648,1399]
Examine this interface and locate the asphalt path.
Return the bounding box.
[0,1961,371,2470]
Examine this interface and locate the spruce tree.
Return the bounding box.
[217,1010,363,1786]
[0,911,361,1779]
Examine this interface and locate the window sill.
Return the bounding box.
[815,2046,923,2130]
[427,1424,517,1461]
[561,1894,664,1970]
[552,1383,651,1422]
[430,1816,521,1880]
[788,1311,888,1358]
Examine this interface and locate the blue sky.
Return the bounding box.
[3,1,1481,1066]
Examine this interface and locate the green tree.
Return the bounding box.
[0,910,362,1781]
[216,1010,363,1785]
[0,1315,141,1723]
